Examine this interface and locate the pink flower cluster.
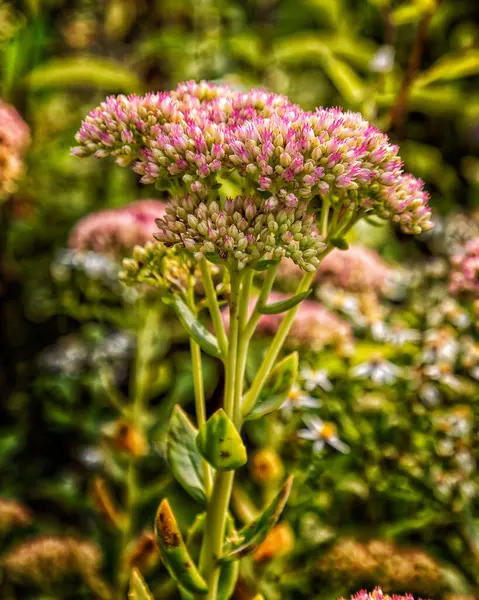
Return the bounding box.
[0,99,30,197]
[340,589,418,600]
[449,239,479,298]
[278,244,395,293]
[69,199,166,256]
[224,292,353,352]
[72,80,433,241]
[317,245,395,292]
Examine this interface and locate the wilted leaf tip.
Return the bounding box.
[156,500,181,548]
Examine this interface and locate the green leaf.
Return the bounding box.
[155,500,208,595]
[321,53,365,105]
[196,409,247,471]
[258,291,311,315]
[25,56,142,91]
[244,353,298,420]
[129,568,154,600]
[390,3,426,26]
[415,49,479,87]
[172,296,222,359]
[330,237,349,250]
[204,252,223,265]
[253,259,280,272]
[167,406,206,505]
[221,476,294,562]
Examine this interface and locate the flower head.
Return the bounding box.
[69,199,166,256]
[449,239,479,299]
[72,81,433,268]
[155,194,325,270]
[316,245,396,293]
[0,98,30,197]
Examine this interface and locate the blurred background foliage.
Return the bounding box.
[1,0,479,599]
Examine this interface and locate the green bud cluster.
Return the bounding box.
[120,241,191,293]
[155,195,326,272]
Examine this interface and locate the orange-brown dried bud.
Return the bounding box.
[127,530,160,573]
[107,419,148,457]
[251,448,284,485]
[253,523,294,563]
[91,478,123,529]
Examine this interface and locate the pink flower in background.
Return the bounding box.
[224,291,353,352]
[69,200,166,256]
[277,245,395,294]
[0,100,30,152]
[0,99,30,197]
[317,245,395,293]
[449,239,479,299]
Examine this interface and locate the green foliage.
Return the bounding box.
[221,476,294,562]
[196,410,247,471]
[154,499,208,595]
[245,353,299,420]
[167,405,207,504]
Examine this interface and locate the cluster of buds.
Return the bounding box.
[72,80,433,270]
[320,539,444,598]
[69,199,166,257]
[120,240,192,294]
[155,194,325,270]
[0,99,30,198]
[3,536,102,587]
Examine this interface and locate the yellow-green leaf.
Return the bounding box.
[244,353,299,420]
[167,406,207,505]
[154,500,208,595]
[221,476,294,562]
[415,49,479,87]
[196,409,247,471]
[129,568,154,600]
[25,56,142,92]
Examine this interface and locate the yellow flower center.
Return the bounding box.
[320,423,336,439]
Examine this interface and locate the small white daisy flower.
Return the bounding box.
[300,366,333,392]
[298,415,349,454]
[281,384,321,418]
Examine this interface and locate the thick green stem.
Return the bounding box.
[233,269,253,425]
[200,258,228,357]
[190,338,213,495]
[244,263,279,341]
[199,271,241,599]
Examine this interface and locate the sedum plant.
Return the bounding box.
[72,80,433,599]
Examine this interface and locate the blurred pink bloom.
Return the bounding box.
[0,99,30,197]
[223,291,353,352]
[69,199,166,256]
[449,239,479,299]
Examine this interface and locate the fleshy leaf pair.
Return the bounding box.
[196,409,247,471]
[167,406,247,507]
